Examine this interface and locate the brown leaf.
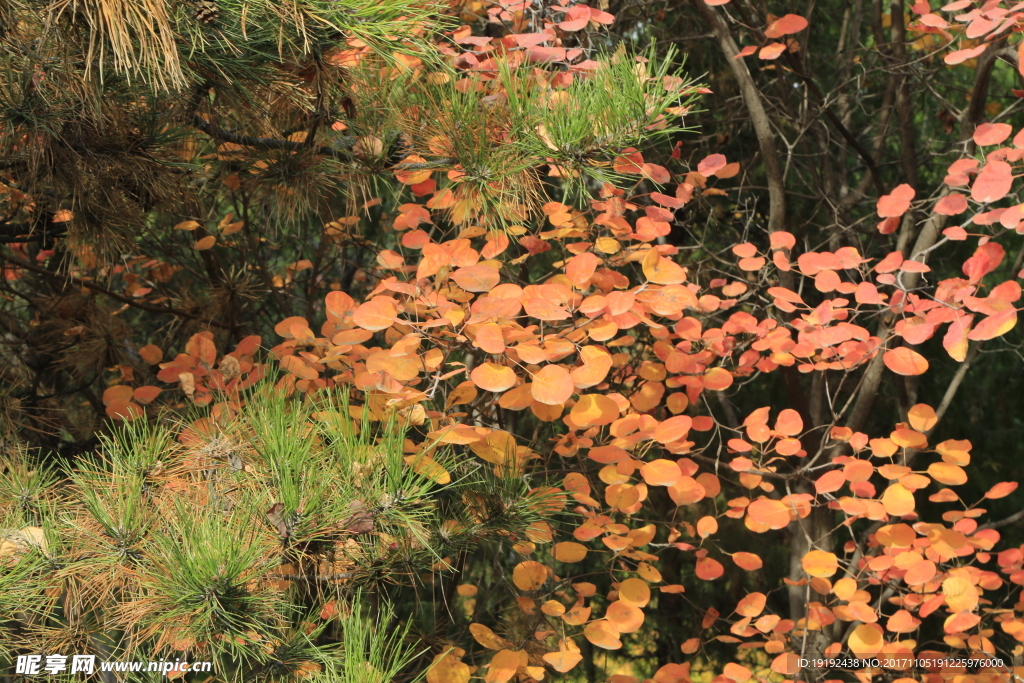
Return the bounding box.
[343,500,374,534]
[266,503,290,539]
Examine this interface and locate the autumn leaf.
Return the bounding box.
[642,247,687,284]
[971,161,1012,203]
[876,183,915,218]
[801,550,838,577]
[531,365,574,405]
[471,363,517,393]
[764,14,808,38]
[883,347,929,376]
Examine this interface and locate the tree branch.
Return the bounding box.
[0,251,230,328]
[979,509,1024,531]
[190,114,356,161]
[690,0,792,290]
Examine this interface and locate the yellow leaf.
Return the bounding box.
[553,541,588,563]
[512,560,548,591]
[801,550,839,578]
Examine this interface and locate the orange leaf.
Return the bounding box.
[653,415,692,444]
[967,309,1017,340]
[139,344,163,365]
[696,557,724,580]
[802,550,838,578]
[102,385,134,406]
[485,649,522,683]
[905,559,937,586]
[452,264,500,292]
[814,470,845,494]
[531,365,574,405]
[471,363,517,393]
[569,394,620,427]
[723,663,751,682]
[571,346,612,389]
[642,247,688,284]
[523,298,571,321]
[732,552,763,571]
[881,483,915,516]
[584,620,622,649]
[848,624,884,657]
[475,323,506,354]
[427,651,471,683]
[133,386,162,405]
[927,462,967,485]
[606,600,645,633]
[640,459,683,487]
[764,13,808,37]
[697,154,727,176]
[746,498,791,530]
[944,611,981,633]
[566,252,600,286]
[446,381,478,408]
[353,297,398,331]
[886,609,920,634]
[774,408,803,436]
[985,481,1018,499]
[944,44,987,65]
[771,654,800,676]
[512,561,548,591]
[105,401,142,421]
[541,650,582,673]
[973,122,1012,146]
[907,404,937,432]
[325,291,356,318]
[193,235,216,250]
[696,515,718,538]
[553,542,588,563]
[736,592,766,617]
[883,347,929,376]
[758,42,787,60]
[703,367,734,391]
[280,355,319,380]
[618,578,651,606]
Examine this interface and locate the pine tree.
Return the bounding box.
[1,381,560,680]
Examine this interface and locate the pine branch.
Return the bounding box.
[0,251,230,327]
[189,115,356,160]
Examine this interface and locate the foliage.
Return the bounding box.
[1,386,557,680]
[1,0,1024,682]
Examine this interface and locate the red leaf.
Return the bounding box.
[559,5,591,31]
[697,154,727,177]
[944,44,987,65]
[133,386,162,405]
[102,385,133,406]
[758,42,787,60]
[764,14,808,39]
[696,557,724,580]
[967,309,1017,341]
[962,242,1005,281]
[933,192,967,215]
[971,160,1012,203]
[876,183,915,218]
[883,347,929,376]
[973,122,1013,147]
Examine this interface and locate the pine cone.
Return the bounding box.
[192,0,219,23]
